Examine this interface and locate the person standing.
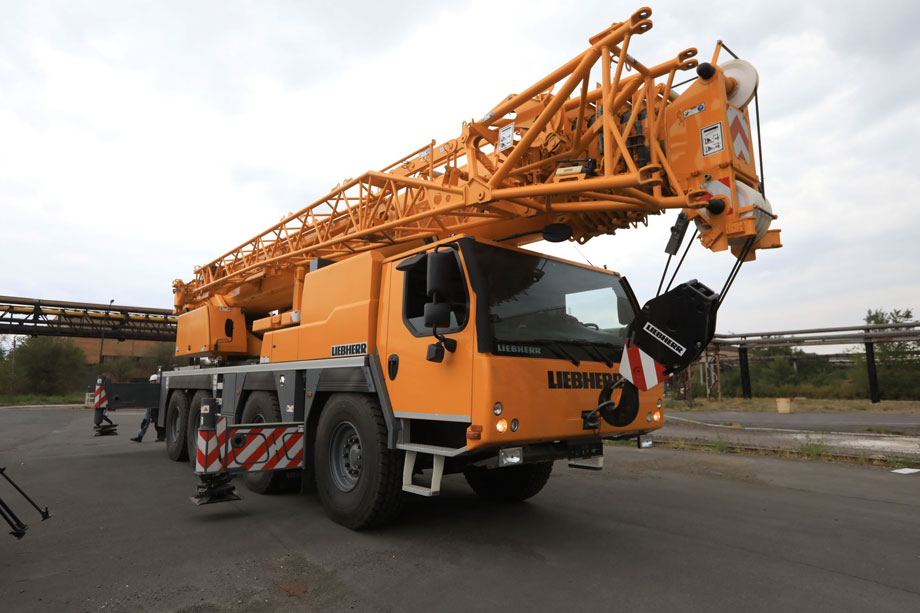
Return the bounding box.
[130,407,165,442]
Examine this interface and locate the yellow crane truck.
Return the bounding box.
[134,7,781,529]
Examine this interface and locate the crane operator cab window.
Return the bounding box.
[402,249,469,336]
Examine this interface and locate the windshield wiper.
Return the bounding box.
[541,338,620,368]
[579,342,613,368]
[526,338,580,366]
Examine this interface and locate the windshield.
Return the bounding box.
[467,241,636,363]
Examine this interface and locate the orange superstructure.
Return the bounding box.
[153,8,782,529]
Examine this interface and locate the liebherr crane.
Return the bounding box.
[139,7,781,529]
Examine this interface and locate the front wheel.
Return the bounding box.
[463,462,554,502]
[314,393,404,530]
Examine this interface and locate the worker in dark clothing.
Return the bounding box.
[130,407,165,442]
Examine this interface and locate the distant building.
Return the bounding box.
[71,337,171,365]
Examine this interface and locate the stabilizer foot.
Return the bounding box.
[191,473,240,506]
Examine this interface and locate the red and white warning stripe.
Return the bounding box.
[619,339,669,392]
[696,176,734,217]
[196,416,304,475]
[727,106,752,164]
[94,378,108,409]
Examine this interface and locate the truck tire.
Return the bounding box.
[314,393,404,530]
[186,391,209,466]
[240,391,285,495]
[463,462,554,502]
[165,391,190,462]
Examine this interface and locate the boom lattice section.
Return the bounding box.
[174,7,773,314]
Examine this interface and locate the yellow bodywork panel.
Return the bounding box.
[262,252,383,363]
[175,305,251,357]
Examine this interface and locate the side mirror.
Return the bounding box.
[424,302,451,328]
[426,250,454,299]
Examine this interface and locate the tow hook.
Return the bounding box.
[581,378,640,430]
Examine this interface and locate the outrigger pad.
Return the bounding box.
[191,473,241,506]
[93,424,118,436]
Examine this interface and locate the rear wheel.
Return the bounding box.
[165,391,189,462]
[463,462,554,502]
[240,391,285,494]
[186,391,209,466]
[314,393,404,530]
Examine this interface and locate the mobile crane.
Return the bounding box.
[147,7,781,529]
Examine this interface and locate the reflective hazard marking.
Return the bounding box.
[701,122,724,156]
[196,416,305,475]
[619,340,669,392]
[727,106,752,163]
[94,380,107,409]
[498,122,514,152]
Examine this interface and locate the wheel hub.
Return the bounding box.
[329,422,362,492]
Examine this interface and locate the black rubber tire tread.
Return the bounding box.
[314,393,404,530]
[165,391,190,462]
[463,461,554,502]
[186,391,209,466]
[240,391,285,495]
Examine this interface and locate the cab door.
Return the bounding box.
[382,248,474,422]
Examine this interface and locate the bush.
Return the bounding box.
[10,337,87,395]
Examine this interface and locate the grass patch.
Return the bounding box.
[0,393,86,407]
[863,426,905,435]
[667,397,920,414]
[655,439,920,469]
[798,437,832,459]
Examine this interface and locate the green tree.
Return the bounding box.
[849,308,920,399]
[863,308,918,365]
[13,337,87,394]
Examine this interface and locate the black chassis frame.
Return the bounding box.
[156,353,401,448]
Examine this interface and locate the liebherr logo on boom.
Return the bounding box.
[642,322,686,356]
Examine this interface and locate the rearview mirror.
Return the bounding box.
[424,302,451,328]
[427,250,454,299]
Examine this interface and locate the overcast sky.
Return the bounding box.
[2,0,918,338]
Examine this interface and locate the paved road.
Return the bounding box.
[669,410,920,434]
[2,407,919,612]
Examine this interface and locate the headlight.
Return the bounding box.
[496,419,508,433]
[493,402,503,416]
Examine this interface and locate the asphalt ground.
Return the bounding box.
[2,406,919,612]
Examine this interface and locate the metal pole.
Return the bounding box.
[715,346,722,401]
[864,342,880,404]
[739,346,752,399]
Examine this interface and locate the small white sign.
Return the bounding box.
[498,122,515,152]
[701,122,724,157]
[683,103,705,118]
